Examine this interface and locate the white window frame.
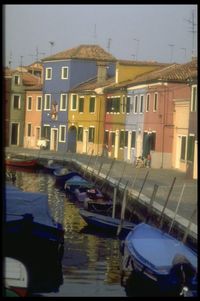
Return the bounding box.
[14,75,20,85]
[89,96,96,113]
[61,66,69,79]
[59,125,66,142]
[191,85,197,112]
[44,94,51,110]
[146,94,150,112]
[153,93,158,112]
[88,126,95,143]
[27,96,32,111]
[139,95,144,113]
[45,67,52,80]
[71,94,78,111]
[13,94,21,109]
[60,94,67,111]
[134,95,138,114]
[36,96,42,111]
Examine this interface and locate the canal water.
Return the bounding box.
[7,168,126,297]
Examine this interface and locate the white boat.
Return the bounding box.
[4,257,28,297]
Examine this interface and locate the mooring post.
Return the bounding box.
[117,188,127,236]
[89,155,99,181]
[112,185,118,219]
[168,183,186,234]
[136,170,149,202]
[145,184,158,223]
[100,158,115,190]
[182,207,197,244]
[83,149,94,177]
[158,177,176,228]
[94,161,104,185]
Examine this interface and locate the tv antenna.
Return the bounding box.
[133,38,140,60]
[49,41,55,55]
[180,47,187,61]
[168,44,175,63]
[184,8,197,58]
[107,38,112,52]
[93,24,97,43]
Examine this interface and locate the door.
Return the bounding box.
[68,126,77,153]
[83,129,88,153]
[50,128,58,151]
[10,123,19,145]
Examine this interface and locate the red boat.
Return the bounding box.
[5,158,39,168]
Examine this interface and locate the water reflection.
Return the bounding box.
[6,168,126,297]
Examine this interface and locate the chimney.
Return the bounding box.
[97,61,108,83]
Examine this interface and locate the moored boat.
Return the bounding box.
[42,159,63,173]
[53,168,80,187]
[4,184,65,294]
[121,222,197,297]
[3,257,29,297]
[5,157,40,168]
[79,208,136,239]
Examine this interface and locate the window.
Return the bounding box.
[27,97,32,111]
[79,97,84,113]
[61,67,68,79]
[106,97,120,113]
[120,130,125,148]
[42,125,50,140]
[180,136,186,160]
[126,97,131,113]
[44,94,51,110]
[122,96,126,113]
[89,127,95,143]
[36,96,42,111]
[59,125,66,142]
[153,93,158,111]
[140,95,144,113]
[104,131,109,145]
[146,94,150,112]
[13,95,20,109]
[27,124,31,137]
[60,94,67,111]
[89,96,95,113]
[77,127,83,141]
[191,85,197,112]
[131,131,136,148]
[134,95,138,113]
[45,67,52,80]
[14,75,20,85]
[187,135,195,161]
[111,132,115,146]
[71,94,77,110]
[124,131,128,147]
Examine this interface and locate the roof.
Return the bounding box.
[117,59,169,67]
[105,59,197,92]
[21,72,41,86]
[42,44,117,62]
[69,76,115,93]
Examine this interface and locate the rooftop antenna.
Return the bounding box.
[107,38,112,52]
[8,51,12,68]
[49,41,55,55]
[93,24,97,44]
[180,47,187,61]
[133,38,140,60]
[20,55,23,71]
[131,54,136,60]
[184,8,197,59]
[168,44,175,63]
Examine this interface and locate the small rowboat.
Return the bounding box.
[5,158,39,168]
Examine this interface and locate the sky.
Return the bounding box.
[3,4,197,68]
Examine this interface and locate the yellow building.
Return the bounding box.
[68,74,115,156]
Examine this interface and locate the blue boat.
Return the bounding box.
[121,223,197,297]
[4,184,64,294]
[64,175,94,194]
[42,159,63,173]
[79,208,136,239]
[53,169,81,187]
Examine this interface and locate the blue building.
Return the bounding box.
[41,44,116,152]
